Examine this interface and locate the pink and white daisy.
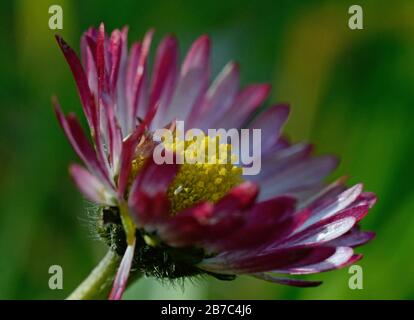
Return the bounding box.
[54,23,376,300]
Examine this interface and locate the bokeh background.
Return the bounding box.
[0,0,413,299]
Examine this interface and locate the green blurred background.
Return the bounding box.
[0,0,413,299]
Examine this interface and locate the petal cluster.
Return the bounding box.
[54,23,376,299]
[129,159,375,288]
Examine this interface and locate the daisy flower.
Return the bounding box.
[54,23,376,300]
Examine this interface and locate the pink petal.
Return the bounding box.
[97,23,109,96]
[129,154,180,197]
[55,35,96,130]
[214,181,259,212]
[182,35,210,77]
[253,273,322,287]
[353,192,377,209]
[157,202,216,247]
[109,29,123,93]
[69,164,115,205]
[164,35,210,124]
[122,42,142,134]
[131,29,154,129]
[58,30,109,176]
[272,247,359,275]
[53,99,113,190]
[326,228,375,248]
[149,35,179,129]
[199,246,336,274]
[109,240,136,300]
[248,104,290,153]
[209,196,300,251]
[278,216,357,249]
[274,204,370,250]
[159,182,259,248]
[114,27,129,135]
[117,123,147,197]
[297,184,363,232]
[256,143,314,179]
[128,154,180,225]
[257,155,338,201]
[129,191,172,227]
[189,62,239,130]
[80,28,98,96]
[215,84,271,129]
[164,68,206,125]
[101,97,122,174]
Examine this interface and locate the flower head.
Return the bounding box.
[54,23,376,300]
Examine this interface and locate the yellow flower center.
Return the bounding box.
[165,132,243,214]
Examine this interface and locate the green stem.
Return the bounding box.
[66,250,121,300]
